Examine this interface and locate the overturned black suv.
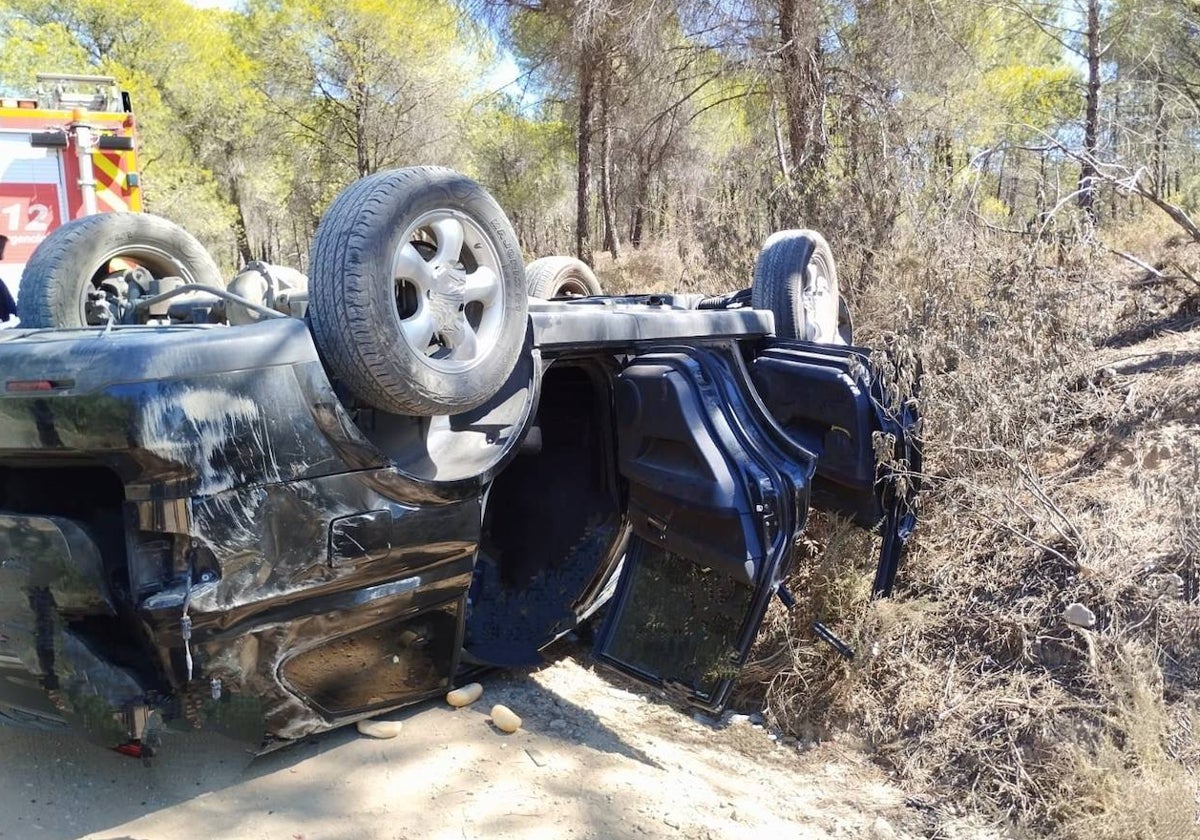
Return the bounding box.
[0,168,919,754]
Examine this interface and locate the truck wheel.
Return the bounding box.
[18,213,222,328]
[308,167,529,417]
[526,256,602,298]
[751,229,843,344]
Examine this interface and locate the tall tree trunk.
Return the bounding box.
[576,53,595,265]
[996,151,1006,203]
[778,0,825,173]
[630,203,644,246]
[1110,86,1121,219]
[221,145,254,265]
[1037,151,1048,227]
[630,155,649,247]
[1078,0,1100,223]
[1153,75,1167,194]
[231,197,254,264]
[770,98,791,185]
[355,100,370,177]
[599,59,620,260]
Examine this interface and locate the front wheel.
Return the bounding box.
[307,167,529,417]
[750,229,845,344]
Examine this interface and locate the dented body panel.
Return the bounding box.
[0,305,919,751]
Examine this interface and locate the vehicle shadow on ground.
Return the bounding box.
[0,667,669,840]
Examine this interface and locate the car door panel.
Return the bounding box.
[751,340,921,596]
[595,346,814,711]
[594,339,920,711]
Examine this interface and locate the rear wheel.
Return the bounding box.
[308,167,529,417]
[17,213,222,328]
[750,229,843,344]
[525,256,602,299]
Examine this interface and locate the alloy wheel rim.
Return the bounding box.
[391,210,505,373]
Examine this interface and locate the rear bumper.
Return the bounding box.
[0,512,149,743]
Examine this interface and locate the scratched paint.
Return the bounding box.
[140,389,281,496]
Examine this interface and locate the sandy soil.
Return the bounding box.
[0,657,920,840]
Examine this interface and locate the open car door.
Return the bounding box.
[592,346,817,712]
[592,340,919,713]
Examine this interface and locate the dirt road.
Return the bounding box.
[0,658,918,840]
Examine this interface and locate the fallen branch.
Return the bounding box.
[1110,248,1166,279]
[1039,135,1200,246]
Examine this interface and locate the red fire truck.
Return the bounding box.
[0,74,142,324]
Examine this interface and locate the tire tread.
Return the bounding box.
[17,213,222,328]
[525,256,602,298]
[308,167,528,416]
[751,229,831,341]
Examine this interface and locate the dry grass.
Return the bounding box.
[587,210,1199,836]
[593,238,745,297]
[731,217,1200,838]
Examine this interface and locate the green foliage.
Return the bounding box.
[970,62,1079,144]
[467,99,574,252]
[0,0,271,264]
[247,0,474,176]
[688,65,758,156]
[1175,173,1200,215]
[895,2,1079,149]
[0,0,1191,272]
[0,15,91,91]
[0,0,480,267]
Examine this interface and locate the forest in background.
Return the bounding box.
[3,1,1199,838]
[1,0,1196,283]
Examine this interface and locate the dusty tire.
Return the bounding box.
[525,256,602,298]
[837,296,854,345]
[17,213,222,328]
[308,167,528,417]
[750,229,842,343]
